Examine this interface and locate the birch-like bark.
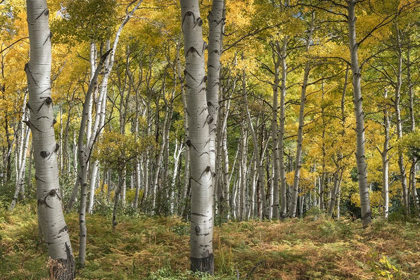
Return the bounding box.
[219,76,235,219]
[25,0,75,277]
[180,0,214,273]
[347,0,371,227]
[171,142,184,214]
[239,125,248,221]
[279,38,288,219]
[77,49,112,268]
[207,0,225,188]
[381,91,390,218]
[290,14,313,217]
[175,44,191,216]
[10,93,28,210]
[327,170,343,217]
[9,126,30,211]
[243,71,267,219]
[271,41,281,219]
[132,63,143,209]
[407,42,419,212]
[394,24,409,213]
[151,101,171,212]
[86,42,98,214]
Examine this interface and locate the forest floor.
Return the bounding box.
[1,203,420,279]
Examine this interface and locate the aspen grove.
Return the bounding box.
[1,0,420,278]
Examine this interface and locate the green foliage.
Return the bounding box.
[397,130,420,160]
[304,206,324,219]
[170,224,189,236]
[51,0,118,44]
[93,132,154,170]
[368,253,405,279]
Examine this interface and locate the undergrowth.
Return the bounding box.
[1,203,420,279]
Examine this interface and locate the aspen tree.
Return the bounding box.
[207,0,224,192]
[180,0,214,273]
[279,37,288,219]
[347,0,371,227]
[290,12,314,217]
[394,23,409,213]
[271,41,281,220]
[406,40,420,212]
[25,0,75,277]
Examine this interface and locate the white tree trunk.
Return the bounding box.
[407,42,419,212]
[271,41,281,219]
[347,0,371,227]
[207,0,225,190]
[290,14,314,217]
[180,0,214,273]
[279,38,288,219]
[394,24,409,213]
[243,71,267,219]
[25,0,75,277]
[171,141,184,214]
[9,126,30,210]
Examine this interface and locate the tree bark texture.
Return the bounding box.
[25,0,75,277]
[180,0,214,273]
[347,0,371,227]
[290,14,313,217]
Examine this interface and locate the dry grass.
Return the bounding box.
[1,204,420,279]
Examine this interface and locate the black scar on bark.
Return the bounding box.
[37,97,53,112]
[40,151,50,158]
[190,254,214,275]
[185,139,199,152]
[58,225,68,234]
[182,11,196,27]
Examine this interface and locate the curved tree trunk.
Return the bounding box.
[25,0,75,277]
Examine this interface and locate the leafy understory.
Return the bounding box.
[1,204,419,279]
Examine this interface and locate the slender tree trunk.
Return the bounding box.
[239,126,248,221]
[77,53,111,268]
[243,71,267,219]
[180,0,214,273]
[26,0,75,277]
[394,24,409,214]
[171,142,184,214]
[112,169,124,228]
[87,161,99,214]
[328,169,343,217]
[347,1,371,227]
[406,40,419,213]
[10,95,29,210]
[279,38,288,219]
[271,41,281,220]
[9,126,30,210]
[207,0,225,191]
[290,14,313,217]
[381,90,390,218]
[175,44,191,216]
